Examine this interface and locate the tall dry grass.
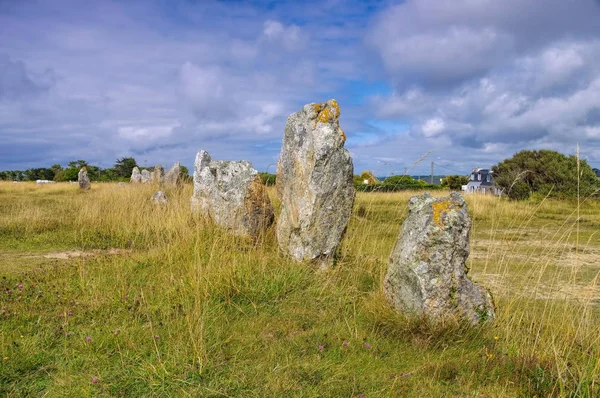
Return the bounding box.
[1,181,599,396]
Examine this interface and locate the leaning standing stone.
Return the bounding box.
[164,162,182,187]
[276,99,355,267]
[78,167,91,190]
[151,191,168,204]
[190,150,274,238]
[130,167,142,183]
[141,169,152,184]
[384,192,495,325]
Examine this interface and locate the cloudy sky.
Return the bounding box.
[2,0,600,175]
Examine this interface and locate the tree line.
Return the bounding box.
[0,158,189,182]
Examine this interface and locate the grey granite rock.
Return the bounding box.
[130,167,142,183]
[191,150,274,238]
[141,169,152,184]
[276,99,355,267]
[384,192,495,325]
[151,191,168,204]
[152,164,164,185]
[164,162,182,187]
[78,167,91,190]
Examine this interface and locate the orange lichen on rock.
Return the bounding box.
[314,100,341,124]
[432,200,458,228]
[340,127,346,142]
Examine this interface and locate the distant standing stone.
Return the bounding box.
[78,167,91,190]
[152,164,164,185]
[151,191,168,204]
[141,169,152,184]
[130,167,142,183]
[384,192,495,325]
[276,99,355,267]
[164,162,182,187]
[191,150,274,238]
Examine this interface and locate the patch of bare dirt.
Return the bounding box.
[39,248,129,259]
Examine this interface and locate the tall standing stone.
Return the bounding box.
[276,99,355,267]
[130,167,142,183]
[152,164,164,185]
[191,150,274,238]
[78,167,91,190]
[384,192,495,325]
[164,162,182,187]
[141,169,152,184]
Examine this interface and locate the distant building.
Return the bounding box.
[462,168,502,195]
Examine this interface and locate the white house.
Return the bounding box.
[462,168,502,195]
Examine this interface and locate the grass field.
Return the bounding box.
[1,181,599,397]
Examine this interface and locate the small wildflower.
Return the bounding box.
[3,357,7,361]
[85,336,91,342]
[364,343,371,349]
[358,394,366,398]
[318,345,324,350]
[58,313,64,317]
[343,341,349,347]
[65,332,71,337]
[68,311,72,316]
[154,335,159,340]
[17,284,22,289]
[494,336,499,341]
[20,335,23,338]
[92,377,98,384]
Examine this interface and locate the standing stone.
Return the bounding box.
[276,99,355,267]
[151,191,168,204]
[384,192,495,325]
[130,167,142,183]
[141,169,152,184]
[152,164,164,185]
[191,150,274,238]
[78,167,91,190]
[164,162,182,187]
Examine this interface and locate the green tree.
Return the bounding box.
[114,157,137,178]
[441,175,469,190]
[492,150,599,200]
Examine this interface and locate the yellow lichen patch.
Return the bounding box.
[314,100,341,124]
[330,99,340,117]
[318,107,331,123]
[432,200,458,228]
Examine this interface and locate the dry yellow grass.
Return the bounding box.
[1,181,599,396]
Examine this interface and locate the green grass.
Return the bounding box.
[1,182,599,396]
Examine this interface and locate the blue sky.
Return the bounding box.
[2,0,600,175]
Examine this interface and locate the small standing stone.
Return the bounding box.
[384,192,495,325]
[78,167,91,190]
[130,167,142,183]
[191,150,274,238]
[151,191,168,204]
[276,99,355,267]
[152,164,164,185]
[164,162,182,187]
[141,169,152,184]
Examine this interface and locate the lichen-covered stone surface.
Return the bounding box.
[191,150,274,238]
[78,167,90,190]
[130,167,142,183]
[276,99,355,267]
[141,169,152,184]
[152,164,164,185]
[151,191,168,204]
[164,162,182,187]
[384,192,495,325]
